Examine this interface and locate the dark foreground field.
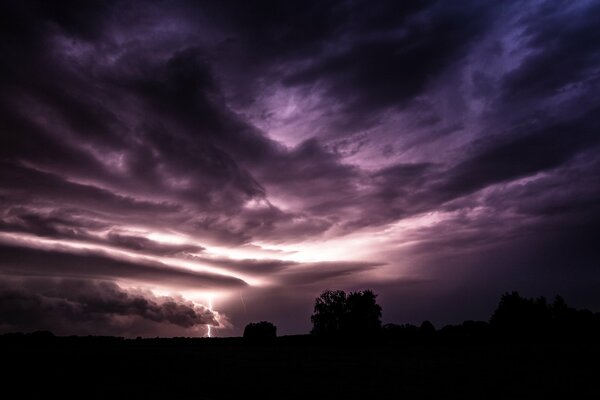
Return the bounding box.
[2,336,599,399]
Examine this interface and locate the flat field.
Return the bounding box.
[2,337,598,399]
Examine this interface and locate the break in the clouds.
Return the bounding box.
[1,0,599,336]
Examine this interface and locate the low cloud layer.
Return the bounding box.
[1,0,599,336]
[0,278,221,336]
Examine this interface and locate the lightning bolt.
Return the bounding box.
[207,296,213,338]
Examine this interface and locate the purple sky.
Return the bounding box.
[1,0,600,337]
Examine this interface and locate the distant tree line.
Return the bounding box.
[3,290,600,344]
[384,291,600,343]
[305,289,600,343]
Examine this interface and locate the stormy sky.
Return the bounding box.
[1,0,599,337]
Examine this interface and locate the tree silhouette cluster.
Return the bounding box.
[310,289,382,337]
[381,291,600,344]
[490,291,600,341]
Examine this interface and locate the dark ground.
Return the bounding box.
[1,335,599,399]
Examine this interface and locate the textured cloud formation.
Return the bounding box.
[0,277,222,336]
[1,0,599,335]
[0,242,247,289]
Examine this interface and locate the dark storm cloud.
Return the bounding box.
[1,0,268,220]
[3,1,597,213]
[502,158,600,223]
[439,107,600,200]
[0,99,113,183]
[4,0,596,245]
[352,162,436,226]
[342,107,600,230]
[0,3,272,247]
[205,0,487,103]
[0,206,106,240]
[501,1,600,102]
[0,243,246,289]
[0,162,181,215]
[0,277,220,335]
[283,1,495,116]
[0,206,207,256]
[255,139,364,219]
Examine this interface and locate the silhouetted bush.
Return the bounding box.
[243,321,277,342]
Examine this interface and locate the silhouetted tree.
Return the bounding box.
[243,321,277,341]
[311,289,382,337]
[491,292,552,340]
[344,290,382,336]
[311,290,348,336]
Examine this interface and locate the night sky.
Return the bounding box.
[1,0,599,337]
